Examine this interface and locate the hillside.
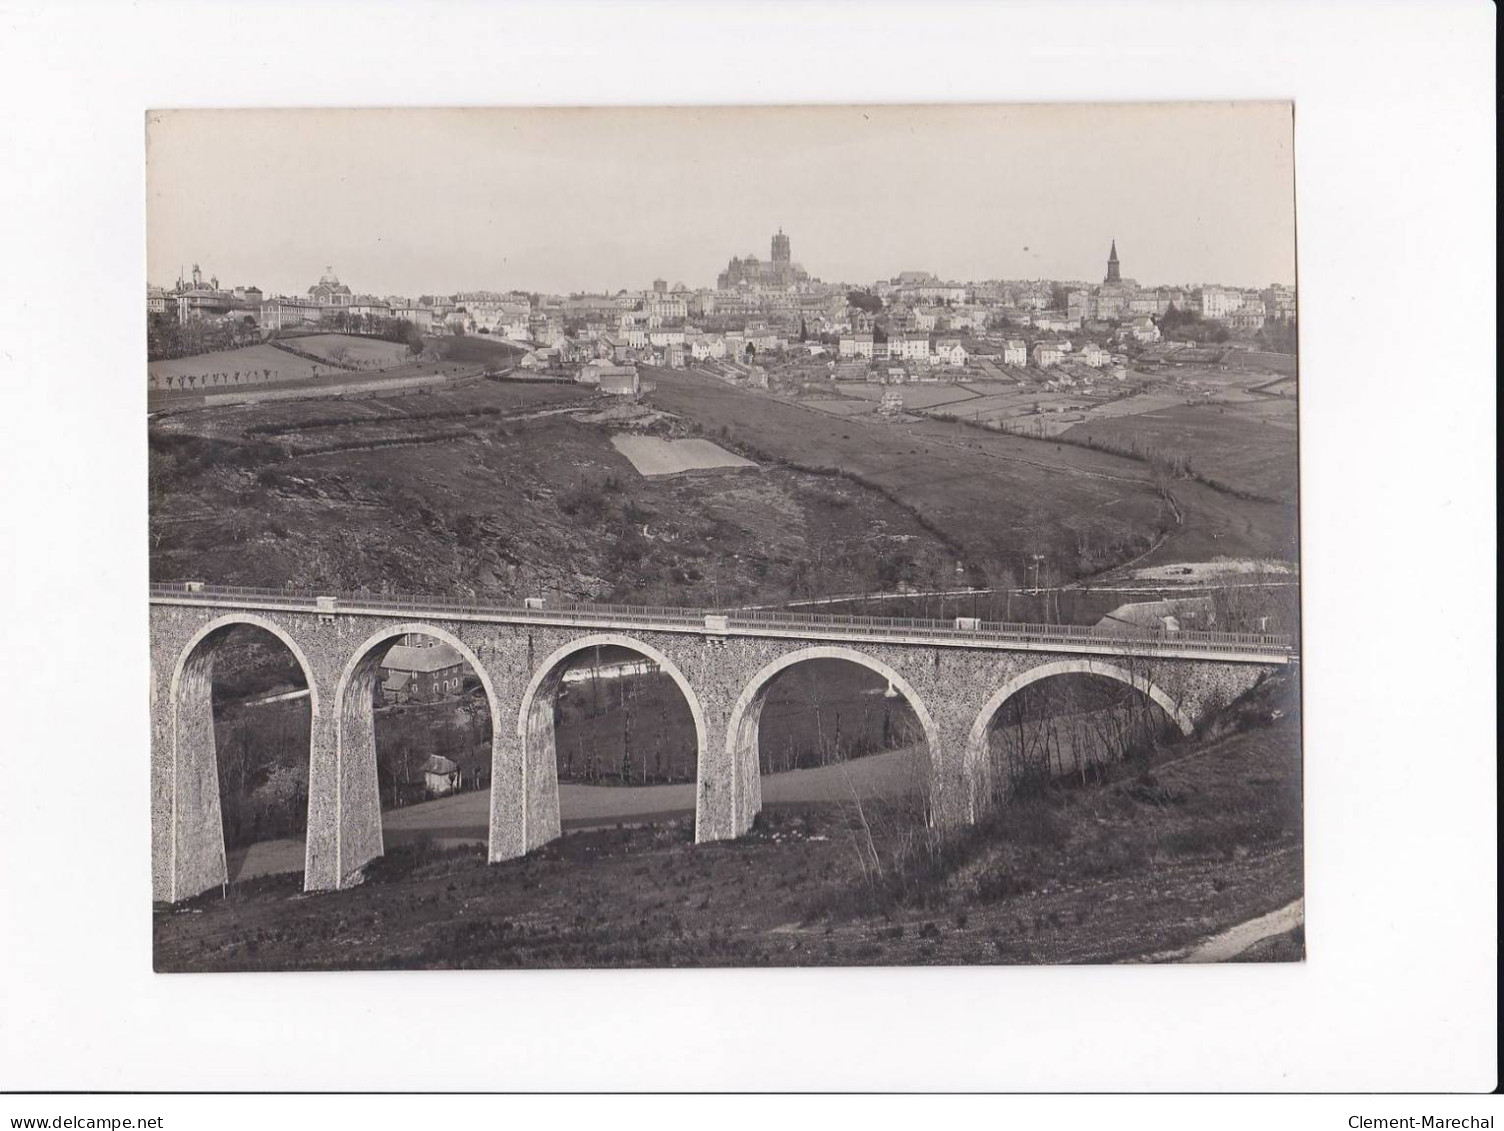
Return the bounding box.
[156,672,1304,969]
[150,380,981,606]
[641,365,1297,581]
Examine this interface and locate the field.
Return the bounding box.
[1064,399,1298,500]
[609,434,757,476]
[148,342,323,390]
[147,334,526,411]
[644,365,1297,579]
[293,333,411,368]
[154,677,1303,970]
[799,398,874,417]
[833,384,981,410]
[796,361,1299,505]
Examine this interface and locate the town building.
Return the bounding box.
[892,333,932,363]
[1198,286,1245,321]
[1226,301,1267,332]
[648,327,685,348]
[1034,313,1080,334]
[1261,284,1298,322]
[1003,340,1029,367]
[1032,342,1063,368]
[391,306,435,331]
[173,264,261,323]
[307,267,354,309]
[348,298,393,319]
[258,297,323,331]
[1119,317,1161,344]
[933,339,968,367]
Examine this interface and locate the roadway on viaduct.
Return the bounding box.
[148,584,1295,904]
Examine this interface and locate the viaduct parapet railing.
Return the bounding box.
[149,582,1294,665]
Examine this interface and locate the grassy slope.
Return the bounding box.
[149,381,965,606]
[1063,399,1299,501]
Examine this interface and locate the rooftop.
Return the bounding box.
[381,642,466,674]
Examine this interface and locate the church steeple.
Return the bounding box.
[1105,240,1121,284]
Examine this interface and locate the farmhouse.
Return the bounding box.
[1003,339,1028,366]
[380,641,466,703]
[578,360,640,395]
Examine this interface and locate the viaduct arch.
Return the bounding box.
[963,657,1194,821]
[515,633,709,846]
[333,623,501,887]
[167,613,320,904]
[725,645,941,823]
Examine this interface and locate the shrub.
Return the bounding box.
[557,482,611,520]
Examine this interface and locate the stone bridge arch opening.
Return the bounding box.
[517,634,706,847]
[726,646,941,831]
[335,625,497,886]
[965,659,1190,820]
[167,614,318,902]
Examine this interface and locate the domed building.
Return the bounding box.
[308,267,353,308]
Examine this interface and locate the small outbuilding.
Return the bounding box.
[422,754,461,797]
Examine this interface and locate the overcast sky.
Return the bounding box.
[147,103,1296,296]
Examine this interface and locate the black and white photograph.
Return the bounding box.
[1,0,1495,1106]
[146,103,1304,970]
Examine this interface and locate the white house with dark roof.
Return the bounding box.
[422,754,462,797]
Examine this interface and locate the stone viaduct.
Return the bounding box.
[149,583,1295,904]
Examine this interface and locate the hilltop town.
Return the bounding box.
[148,232,1295,406]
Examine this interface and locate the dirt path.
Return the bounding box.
[223,749,920,883]
[1140,897,1305,963]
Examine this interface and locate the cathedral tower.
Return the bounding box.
[1105,240,1121,284]
[771,228,791,264]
